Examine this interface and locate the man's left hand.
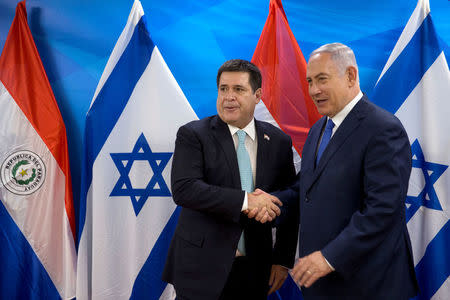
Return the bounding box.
[268,265,288,295]
[290,251,333,288]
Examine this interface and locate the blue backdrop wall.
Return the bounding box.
[0,0,449,234]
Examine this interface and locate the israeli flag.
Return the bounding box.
[76,1,197,299]
[372,0,450,299]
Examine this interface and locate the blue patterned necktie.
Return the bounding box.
[236,129,254,255]
[316,118,335,165]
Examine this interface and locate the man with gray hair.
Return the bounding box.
[277,43,418,299]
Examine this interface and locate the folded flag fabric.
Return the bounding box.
[76,0,197,299]
[252,0,320,172]
[372,0,450,299]
[0,1,77,299]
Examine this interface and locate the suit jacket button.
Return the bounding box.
[305,197,310,203]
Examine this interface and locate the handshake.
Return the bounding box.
[244,189,282,224]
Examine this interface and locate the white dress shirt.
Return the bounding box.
[329,91,363,137]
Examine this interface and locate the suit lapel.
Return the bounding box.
[306,98,370,191]
[255,120,269,189]
[210,117,272,190]
[301,117,327,190]
[210,116,241,189]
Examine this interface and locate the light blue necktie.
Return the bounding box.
[316,119,335,165]
[236,129,254,255]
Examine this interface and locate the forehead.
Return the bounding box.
[306,53,337,77]
[219,71,251,86]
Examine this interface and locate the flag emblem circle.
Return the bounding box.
[1,150,46,195]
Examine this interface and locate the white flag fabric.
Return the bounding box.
[372,0,450,299]
[76,1,197,299]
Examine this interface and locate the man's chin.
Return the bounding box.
[316,109,327,117]
[226,120,239,127]
[315,105,331,116]
[221,115,239,125]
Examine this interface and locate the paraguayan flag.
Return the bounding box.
[76,1,197,299]
[372,0,450,299]
[0,2,77,299]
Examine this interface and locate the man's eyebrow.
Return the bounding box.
[219,84,247,88]
[307,72,328,80]
[314,72,329,78]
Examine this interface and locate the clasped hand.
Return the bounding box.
[244,188,282,223]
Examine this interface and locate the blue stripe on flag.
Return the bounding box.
[0,200,61,300]
[130,207,181,299]
[412,219,450,300]
[78,16,155,240]
[371,15,441,114]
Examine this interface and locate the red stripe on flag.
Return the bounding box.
[0,1,76,240]
[252,0,321,156]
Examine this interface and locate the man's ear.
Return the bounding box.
[255,88,262,102]
[346,66,358,87]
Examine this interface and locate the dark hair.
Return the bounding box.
[216,59,262,93]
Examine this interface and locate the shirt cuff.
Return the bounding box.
[324,257,335,271]
[241,192,248,211]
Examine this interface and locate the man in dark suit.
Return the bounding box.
[162,59,298,300]
[279,43,418,299]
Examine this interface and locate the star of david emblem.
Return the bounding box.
[405,139,448,222]
[110,133,172,216]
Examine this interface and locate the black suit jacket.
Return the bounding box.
[278,96,418,299]
[162,115,297,300]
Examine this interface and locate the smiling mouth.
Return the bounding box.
[315,99,327,104]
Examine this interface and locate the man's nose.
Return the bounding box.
[309,82,321,96]
[223,90,237,100]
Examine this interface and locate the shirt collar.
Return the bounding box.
[228,118,256,141]
[330,91,363,128]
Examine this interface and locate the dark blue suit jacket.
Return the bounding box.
[279,96,418,299]
[162,115,298,300]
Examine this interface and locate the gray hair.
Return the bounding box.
[310,43,359,81]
